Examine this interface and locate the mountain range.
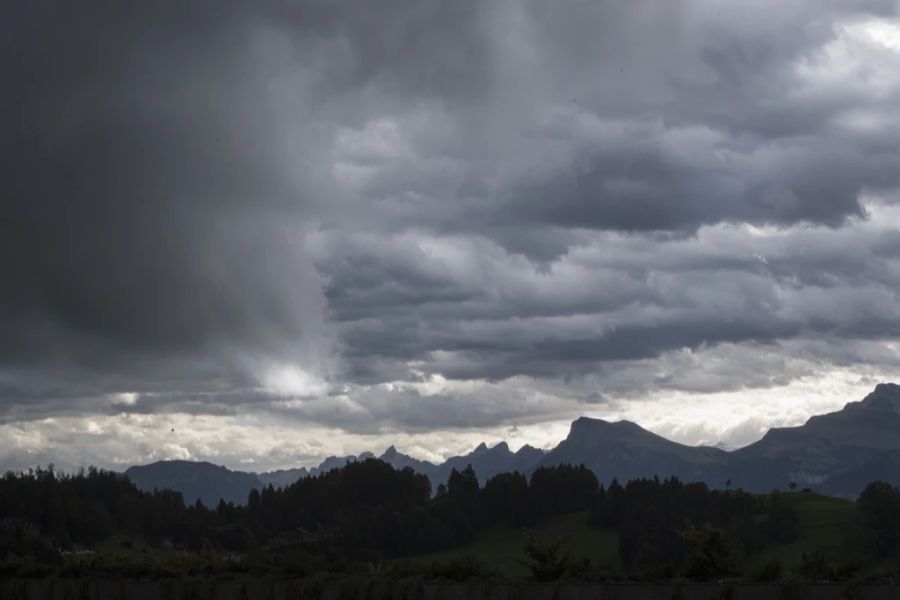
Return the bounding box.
[125,382,900,506]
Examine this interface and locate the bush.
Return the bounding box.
[519,532,572,581]
[679,524,739,581]
[428,554,496,581]
[751,558,783,582]
[794,550,833,581]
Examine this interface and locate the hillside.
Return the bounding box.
[412,511,619,577]
[410,492,857,578]
[729,383,900,495]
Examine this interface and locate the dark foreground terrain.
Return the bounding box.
[4,461,900,589]
[4,579,900,600]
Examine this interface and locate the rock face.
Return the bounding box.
[727,383,900,495]
[125,383,900,503]
[818,450,900,496]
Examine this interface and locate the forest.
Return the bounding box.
[1,459,899,582]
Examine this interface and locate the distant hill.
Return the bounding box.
[124,383,900,503]
[256,467,308,488]
[124,460,261,507]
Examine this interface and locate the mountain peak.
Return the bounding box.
[563,416,682,452]
[128,459,224,473]
[569,415,637,434]
[382,445,398,458]
[833,382,900,417]
[515,444,546,463]
[862,383,900,411]
[571,415,626,426]
[473,442,489,453]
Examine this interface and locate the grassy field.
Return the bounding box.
[410,511,619,577]
[408,492,859,577]
[746,491,857,570]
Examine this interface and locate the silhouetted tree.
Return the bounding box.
[761,491,799,543]
[857,480,900,557]
[530,464,598,518]
[482,471,531,525]
[679,523,738,580]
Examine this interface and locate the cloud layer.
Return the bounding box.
[2,0,900,470]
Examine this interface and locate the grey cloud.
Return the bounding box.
[2,1,337,411]
[327,0,900,239]
[3,0,900,461]
[314,208,900,385]
[499,126,895,232]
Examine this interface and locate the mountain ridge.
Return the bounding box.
[124,383,900,505]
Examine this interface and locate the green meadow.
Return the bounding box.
[411,492,861,578]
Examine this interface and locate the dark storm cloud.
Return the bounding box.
[303,0,900,388]
[322,0,899,238]
[0,0,502,422]
[500,131,895,231]
[314,215,900,386]
[2,1,334,411]
[2,0,900,449]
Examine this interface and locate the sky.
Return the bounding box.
[3,0,900,472]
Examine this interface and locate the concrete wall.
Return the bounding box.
[2,580,899,600]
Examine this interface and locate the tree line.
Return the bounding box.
[0,461,603,563]
[1,459,898,579]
